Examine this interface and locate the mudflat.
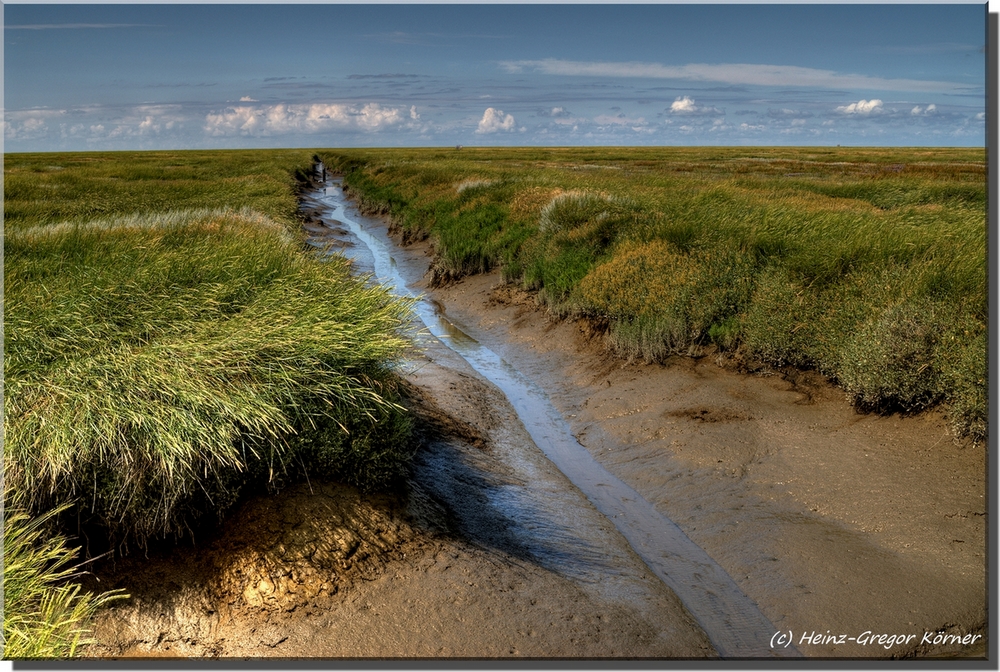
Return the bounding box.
[84,316,715,659]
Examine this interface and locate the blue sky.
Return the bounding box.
[2,3,989,150]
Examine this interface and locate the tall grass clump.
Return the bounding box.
[319,147,985,441]
[6,210,413,545]
[5,151,417,550]
[2,500,125,658]
[522,191,644,309]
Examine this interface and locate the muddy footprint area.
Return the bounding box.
[83,349,713,659]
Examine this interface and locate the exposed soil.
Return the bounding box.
[83,182,986,660]
[428,270,987,659]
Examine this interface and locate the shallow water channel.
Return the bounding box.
[304,172,799,658]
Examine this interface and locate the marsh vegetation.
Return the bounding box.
[320,146,986,442]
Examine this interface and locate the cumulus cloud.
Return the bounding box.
[240,96,258,102]
[4,117,49,140]
[8,108,178,145]
[668,96,722,115]
[836,99,883,115]
[476,107,516,133]
[911,103,937,115]
[204,102,406,136]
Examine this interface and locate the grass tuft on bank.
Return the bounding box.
[5,151,416,550]
[2,499,126,659]
[320,146,986,442]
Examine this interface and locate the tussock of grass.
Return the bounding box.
[321,147,986,442]
[2,501,126,659]
[6,211,413,545]
[5,151,417,549]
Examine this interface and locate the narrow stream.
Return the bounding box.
[305,170,799,658]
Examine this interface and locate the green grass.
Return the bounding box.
[3,150,312,232]
[5,150,417,548]
[320,146,986,442]
[2,499,126,659]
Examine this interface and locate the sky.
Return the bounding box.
[2,3,990,151]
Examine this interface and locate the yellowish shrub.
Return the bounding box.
[580,240,696,319]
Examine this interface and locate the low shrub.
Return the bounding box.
[838,298,947,413]
[320,147,986,441]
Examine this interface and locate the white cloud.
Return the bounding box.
[410,105,420,120]
[911,103,937,115]
[4,116,50,140]
[500,58,967,93]
[670,96,697,113]
[240,96,258,102]
[836,99,883,115]
[976,112,986,120]
[476,107,516,134]
[204,102,406,136]
[668,96,722,115]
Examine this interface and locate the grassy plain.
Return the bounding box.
[320,146,986,442]
[4,150,416,656]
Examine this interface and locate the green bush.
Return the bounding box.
[320,147,986,441]
[838,298,946,413]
